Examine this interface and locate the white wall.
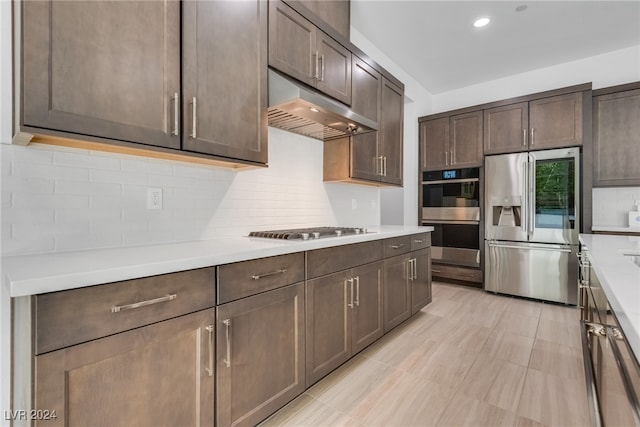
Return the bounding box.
[0,0,13,423]
[433,44,640,113]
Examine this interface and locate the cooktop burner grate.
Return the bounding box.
[248,226,367,240]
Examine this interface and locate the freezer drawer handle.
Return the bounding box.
[488,243,572,253]
[111,294,177,313]
[251,269,287,280]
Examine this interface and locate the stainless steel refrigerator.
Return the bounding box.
[484,147,579,304]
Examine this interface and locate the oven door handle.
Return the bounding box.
[422,220,480,225]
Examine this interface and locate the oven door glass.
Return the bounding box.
[427,223,480,267]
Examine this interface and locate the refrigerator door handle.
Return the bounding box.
[528,153,535,240]
[522,160,528,234]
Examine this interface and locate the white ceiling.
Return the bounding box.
[351,1,640,94]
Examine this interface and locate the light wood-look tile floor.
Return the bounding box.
[261,282,589,427]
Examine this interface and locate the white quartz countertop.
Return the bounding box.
[579,233,640,360]
[3,225,433,297]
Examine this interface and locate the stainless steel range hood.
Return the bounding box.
[268,70,378,140]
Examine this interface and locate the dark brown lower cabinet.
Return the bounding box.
[306,261,383,386]
[216,282,305,427]
[34,309,215,427]
[411,248,432,314]
[383,253,411,332]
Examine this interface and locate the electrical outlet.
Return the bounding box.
[147,187,162,210]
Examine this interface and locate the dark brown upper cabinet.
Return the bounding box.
[269,0,351,105]
[379,78,404,185]
[22,1,181,150]
[182,0,268,164]
[324,78,403,186]
[593,84,640,186]
[22,0,268,166]
[285,0,350,40]
[484,91,583,154]
[420,110,483,171]
[351,55,382,125]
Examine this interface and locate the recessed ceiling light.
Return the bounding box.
[473,17,491,28]
[309,107,319,113]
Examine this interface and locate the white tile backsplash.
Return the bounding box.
[592,187,640,227]
[1,127,380,255]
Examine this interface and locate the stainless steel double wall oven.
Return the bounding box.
[420,167,482,284]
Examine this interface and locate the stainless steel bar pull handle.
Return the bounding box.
[390,243,405,249]
[190,97,197,139]
[223,319,231,368]
[111,294,177,313]
[205,325,214,376]
[319,54,325,81]
[413,259,418,279]
[313,50,319,79]
[172,92,179,136]
[251,269,287,280]
[450,150,454,165]
[530,128,535,146]
[378,156,384,176]
[523,128,527,146]
[347,278,354,308]
[383,156,387,177]
[354,276,360,306]
[414,239,424,244]
[445,151,449,166]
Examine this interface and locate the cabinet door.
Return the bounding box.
[420,117,449,171]
[34,309,215,427]
[351,261,384,354]
[351,56,382,124]
[593,88,640,186]
[216,283,305,427]
[289,0,350,39]
[529,91,583,150]
[269,0,316,87]
[306,270,351,386]
[411,248,432,314]
[383,254,411,332]
[450,110,483,167]
[182,0,268,164]
[483,102,529,155]
[379,78,404,185]
[316,31,352,104]
[351,132,381,182]
[22,1,180,149]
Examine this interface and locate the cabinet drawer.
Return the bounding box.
[410,233,431,251]
[307,240,383,279]
[383,236,412,257]
[217,253,304,303]
[432,264,482,283]
[35,267,216,355]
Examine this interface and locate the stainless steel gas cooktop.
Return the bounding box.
[248,226,369,240]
